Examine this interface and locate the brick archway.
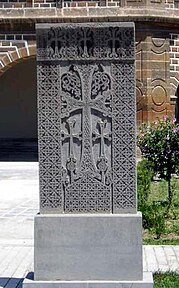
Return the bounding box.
[0,41,36,76]
[170,72,179,98]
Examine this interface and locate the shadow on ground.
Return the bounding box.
[0,139,38,161]
[0,278,23,288]
[0,272,34,288]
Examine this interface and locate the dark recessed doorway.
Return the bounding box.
[0,57,38,161]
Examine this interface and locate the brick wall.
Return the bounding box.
[0,0,172,8]
[0,0,55,8]
[63,0,121,8]
[0,31,175,125]
[0,0,26,8]
[136,33,172,124]
[33,0,56,8]
[165,0,174,9]
[169,33,179,104]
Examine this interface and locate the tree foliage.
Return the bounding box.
[137,116,179,206]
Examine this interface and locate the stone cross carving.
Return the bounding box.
[36,23,136,214]
[61,119,81,184]
[107,29,122,58]
[93,120,111,184]
[61,65,111,177]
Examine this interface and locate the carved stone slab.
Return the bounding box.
[36,22,136,214]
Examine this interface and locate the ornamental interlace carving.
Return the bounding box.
[36,23,134,61]
[37,23,136,214]
[61,64,112,212]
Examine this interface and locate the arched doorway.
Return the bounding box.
[0,57,38,161]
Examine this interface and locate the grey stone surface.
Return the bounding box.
[34,213,142,281]
[33,22,152,287]
[24,8,56,18]
[36,22,136,214]
[24,272,153,288]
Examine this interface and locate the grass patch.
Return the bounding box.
[154,272,179,288]
[143,238,179,245]
[142,178,179,245]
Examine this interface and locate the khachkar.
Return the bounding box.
[23,23,153,288]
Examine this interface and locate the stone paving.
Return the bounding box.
[0,162,178,287]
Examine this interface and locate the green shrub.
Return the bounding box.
[137,159,154,209]
[154,272,179,288]
[150,201,166,239]
[137,159,154,229]
[172,221,179,236]
[137,116,179,209]
[137,160,166,238]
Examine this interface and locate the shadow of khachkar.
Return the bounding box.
[23,22,153,288]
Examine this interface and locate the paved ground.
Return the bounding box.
[0,162,178,287]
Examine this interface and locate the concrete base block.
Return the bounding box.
[34,213,143,281]
[23,272,153,288]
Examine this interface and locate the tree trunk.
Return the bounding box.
[167,176,172,209]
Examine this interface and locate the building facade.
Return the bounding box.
[0,0,178,159]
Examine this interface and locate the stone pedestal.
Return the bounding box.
[23,273,153,288]
[23,213,153,287]
[34,213,142,281]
